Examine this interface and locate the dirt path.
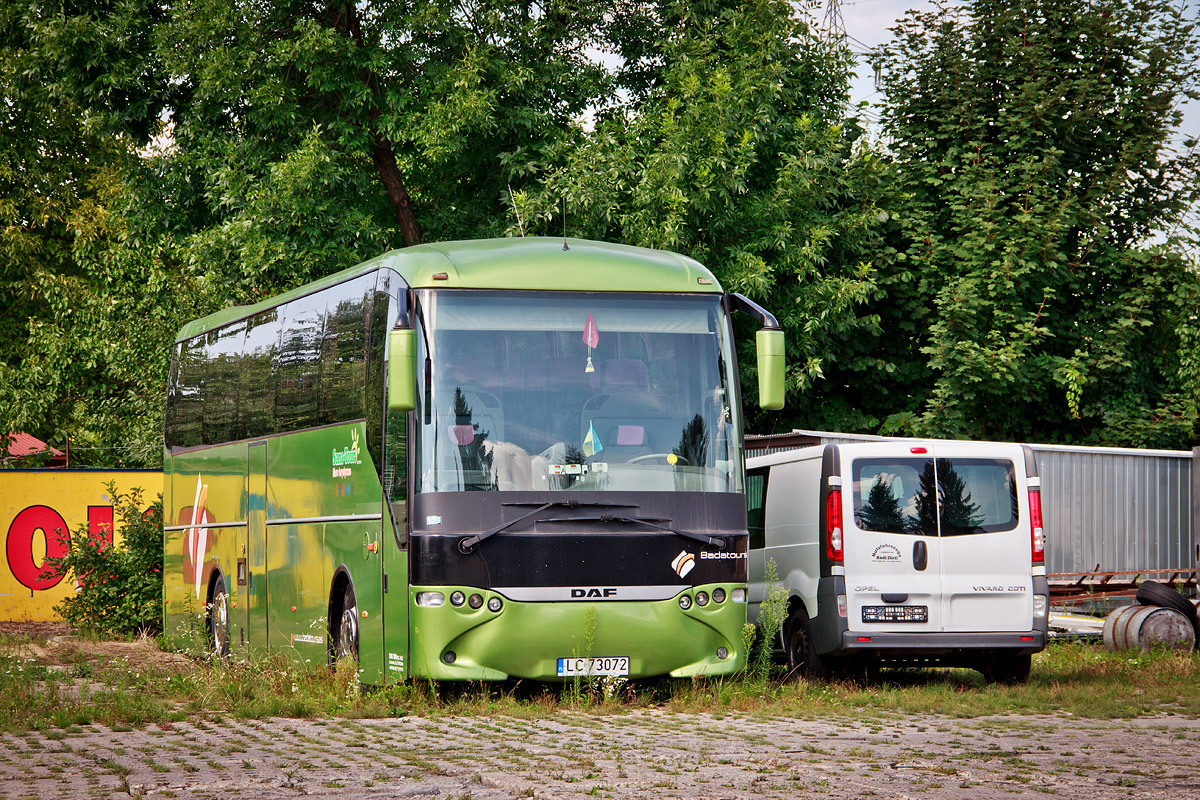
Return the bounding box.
[5,710,1200,799]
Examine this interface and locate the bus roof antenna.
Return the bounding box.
[508,184,525,237]
[562,196,569,251]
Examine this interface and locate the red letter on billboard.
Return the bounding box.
[6,506,69,591]
[88,505,114,546]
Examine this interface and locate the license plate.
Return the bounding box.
[862,605,928,623]
[556,656,629,677]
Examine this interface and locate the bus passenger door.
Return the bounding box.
[246,441,268,651]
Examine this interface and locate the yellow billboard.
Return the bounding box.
[1,470,162,622]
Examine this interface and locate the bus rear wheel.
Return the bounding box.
[208,574,230,658]
[333,583,359,664]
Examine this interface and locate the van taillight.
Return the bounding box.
[826,489,843,564]
[1029,488,1044,564]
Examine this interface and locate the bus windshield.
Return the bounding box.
[413,290,742,494]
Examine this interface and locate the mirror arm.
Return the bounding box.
[729,293,780,330]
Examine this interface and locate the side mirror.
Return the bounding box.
[756,328,785,410]
[387,328,418,412]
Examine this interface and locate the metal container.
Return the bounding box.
[1102,605,1195,651]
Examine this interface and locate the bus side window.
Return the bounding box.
[319,275,372,426]
[242,309,280,439]
[275,293,327,433]
[203,321,247,445]
[747,467,768,550]
[167,337,206,449]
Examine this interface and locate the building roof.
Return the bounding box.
[3,432,64,459]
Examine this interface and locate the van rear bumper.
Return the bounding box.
[836,630,1046,656]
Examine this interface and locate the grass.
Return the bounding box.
[1,631,1198,734]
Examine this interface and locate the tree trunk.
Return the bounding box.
[369,132,422,247]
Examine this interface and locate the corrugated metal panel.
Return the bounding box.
[746,430,1194,574]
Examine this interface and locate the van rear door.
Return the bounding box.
[932,442,1032,633]
[843,444,943,634]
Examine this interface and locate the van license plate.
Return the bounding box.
[557,657,629,677]
[862,605,928,623]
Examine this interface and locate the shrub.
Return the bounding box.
[40,483,163,637]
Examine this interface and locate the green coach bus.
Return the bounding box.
[162,237,784,683]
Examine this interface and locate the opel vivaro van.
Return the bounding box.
[747,440,1049,683]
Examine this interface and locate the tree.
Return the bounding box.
[513,0,895,434]
[875,0,1200,448]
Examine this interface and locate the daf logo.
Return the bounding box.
[571,588,617,598]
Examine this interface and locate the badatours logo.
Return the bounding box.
[872,544,903,563]
[332,429,362,478]
[672,548,747,577]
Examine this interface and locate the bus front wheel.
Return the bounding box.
[334,583,359,664]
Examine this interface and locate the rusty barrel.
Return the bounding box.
[1102,605,1196,651]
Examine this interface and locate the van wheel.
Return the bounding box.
[208,574,230,658]
[980,653,1031,685]
[333,583,359,664]
[784,608,827,681]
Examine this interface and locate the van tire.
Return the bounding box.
[1136,580,1197,621]
[784,608,827,681]
[980,653,1031,685]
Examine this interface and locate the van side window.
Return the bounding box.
[747,467,768,550]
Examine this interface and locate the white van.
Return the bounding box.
[747,440,1049,683]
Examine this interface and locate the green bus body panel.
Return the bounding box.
[266,423,385,682]
[163,443,248,652]
[408,584,746,680]
[174,238,723,342]
[164,423,397,684]
[247,443,267,652]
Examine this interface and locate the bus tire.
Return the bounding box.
[334,582,359,664]
[208,573,230,658]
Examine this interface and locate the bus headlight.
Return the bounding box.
[468,594,483,609]
[712,588,726,604]
[487,597,502,613]
[416,592,445,607]
[695,591,709,607]
[450,591,465,607]
[731,588,746,603]
[679,594,692,610]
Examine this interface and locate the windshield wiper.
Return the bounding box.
[544,515,728,550]
[457,500,636,553]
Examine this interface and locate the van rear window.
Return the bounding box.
[852,457,1018,536]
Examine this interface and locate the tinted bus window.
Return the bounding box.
[242,309,280,438]
[275,293,327,432]
[168,336,206,448]
[203,322,247,444]
[319,275,373,426]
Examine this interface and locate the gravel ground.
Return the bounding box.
[5,710,1200,799]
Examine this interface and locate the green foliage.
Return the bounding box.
[513,0,895,433]
[750,558,787,681]
[874,0,1200,447]
[41,484,164,637]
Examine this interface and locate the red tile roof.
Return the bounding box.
[3,432,64,458]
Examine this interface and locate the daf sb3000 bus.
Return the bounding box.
[162,238,784,683]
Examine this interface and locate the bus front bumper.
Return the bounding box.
[408,583,747,681]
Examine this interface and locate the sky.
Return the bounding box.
[823,0,1200,145]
